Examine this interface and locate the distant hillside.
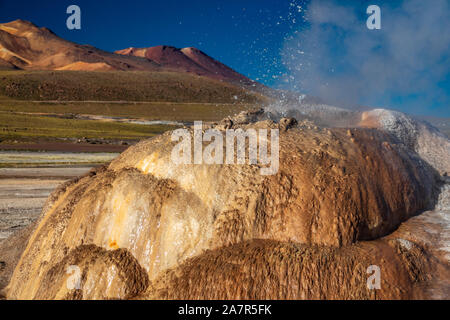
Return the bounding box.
[0,19,258,87]
[0,58,18,70]
[115,45,253,85]
[0,70,266,104]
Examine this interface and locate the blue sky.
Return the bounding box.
[0,0,295,85]
[0,0,448,117]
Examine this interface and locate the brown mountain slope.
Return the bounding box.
[116,46,209,75]
[181,47,250,82]
[116,45,254,85]
[0,20,160,71]
[0,58,17,70]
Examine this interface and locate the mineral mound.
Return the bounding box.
[6,114,444,299]
[3,112,447,299]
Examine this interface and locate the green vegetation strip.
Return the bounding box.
[0,101,253,122]
[0,112,174,141]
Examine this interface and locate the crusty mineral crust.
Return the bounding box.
[4,119,443,299]
[143,238,435,300]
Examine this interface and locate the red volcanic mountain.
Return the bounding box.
[115,45,252,84]
[0,20,160,71]
[0,19,254,85]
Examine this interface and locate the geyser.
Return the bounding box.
[4,113,443,299]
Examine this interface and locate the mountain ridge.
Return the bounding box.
[0,19,254,86]
[115,45,252,84]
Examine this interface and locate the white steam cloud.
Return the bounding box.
[280,0,450,115]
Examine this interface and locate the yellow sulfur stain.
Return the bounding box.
[108,240,119,250]
[106,192,134,250]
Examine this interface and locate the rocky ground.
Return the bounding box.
[0,166,95,298]
[0,167,93,242]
